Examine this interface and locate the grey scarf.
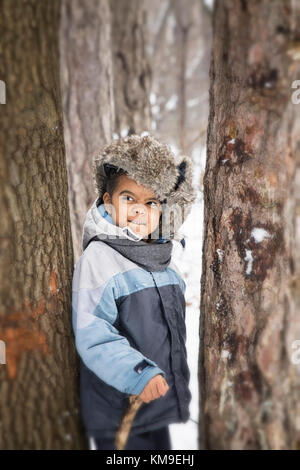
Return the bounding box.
[94,234,173,272]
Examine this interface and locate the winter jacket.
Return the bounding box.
[71,198,192,439]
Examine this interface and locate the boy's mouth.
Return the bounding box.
[128,219,147,226]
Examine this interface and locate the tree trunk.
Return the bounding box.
[60,0,115,263]
[173,0,193,154]
[0,0,87,449]
[110,0,152,135]
[199,0,300,450]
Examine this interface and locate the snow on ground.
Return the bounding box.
[168,147,205,450]
[89,436,96,450]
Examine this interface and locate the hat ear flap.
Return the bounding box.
[173,160,186,191]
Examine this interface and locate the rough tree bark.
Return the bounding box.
[199,0,300,450]
[110,0,152,135]
[0,0,87,449]
[60,0,115,263]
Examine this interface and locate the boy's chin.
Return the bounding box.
[127,221,157,239]
[128,224,148,237]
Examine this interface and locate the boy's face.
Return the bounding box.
[103,174,162,240]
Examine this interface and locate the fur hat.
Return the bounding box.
[91,134,196,240]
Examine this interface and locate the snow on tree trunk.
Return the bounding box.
[199,0,300,450]
[0,0,87,449]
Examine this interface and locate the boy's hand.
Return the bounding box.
[138,374,169,403]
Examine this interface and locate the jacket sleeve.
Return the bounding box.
[72,254,167,395]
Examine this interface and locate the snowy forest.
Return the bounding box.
[0,0,300,451]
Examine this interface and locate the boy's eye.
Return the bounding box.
[122,196,159,208]
[147,201,159,208]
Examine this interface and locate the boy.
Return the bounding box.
[72,134,196,450]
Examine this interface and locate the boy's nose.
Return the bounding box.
[128,204,147,223]
[132,204,146,215]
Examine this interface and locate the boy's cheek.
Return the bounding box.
[115,205,128,225]
[149,214,160,230]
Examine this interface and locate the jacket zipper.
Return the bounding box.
[149,271,185,419]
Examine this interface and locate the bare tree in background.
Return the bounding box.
[0,0,87,449]
[110,0,152,135]
[200,0,300,450]
[60,0,115,263]
[146,0,212,160]
[173,0,193,153]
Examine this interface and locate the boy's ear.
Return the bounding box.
[102,192,112,214]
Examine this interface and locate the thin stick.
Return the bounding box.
[114,395,144,450]
[115,375,168,450]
